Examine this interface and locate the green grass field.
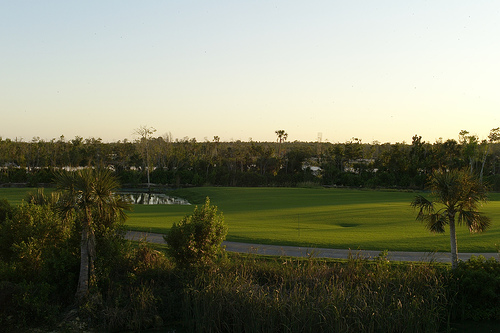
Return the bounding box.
[1,187,499,252]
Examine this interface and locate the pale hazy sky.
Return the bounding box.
[1,1,499,143]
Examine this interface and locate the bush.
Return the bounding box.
[0,203,77,330]
[27,168,55,186]
[0,280,61,329]
[0,203,71,268]
[451,255,500,321]
[165,197,227,267]
[0,199,13,223]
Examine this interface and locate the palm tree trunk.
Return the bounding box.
[449,216,459,269]
[76,224,90,301]
[76,209,94,302]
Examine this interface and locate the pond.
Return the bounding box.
[120,192,190,205]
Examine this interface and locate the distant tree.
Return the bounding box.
[431,139,461,171]
[275,130,288,158]
[213,136,220,156]
[410,169,491,269]
[479,127,500,182]
[459,130,479,173]
[165,197,227,267]
[344,137,363,173]
[134,125,157,188]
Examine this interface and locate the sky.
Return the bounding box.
[1,1,499,144]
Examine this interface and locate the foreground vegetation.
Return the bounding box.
[0,181,499,331]
[1,162,500,331]
[1,234,499,332]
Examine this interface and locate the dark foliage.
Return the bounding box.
[450,256,500,321]
[2,135,500,189]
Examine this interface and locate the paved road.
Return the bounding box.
[126,231,499,263]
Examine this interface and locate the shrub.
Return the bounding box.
[451,255,500,321]
[0,199,13,223]
[165,197,227,267]
[0,203,77,330]
[0,203,71,268]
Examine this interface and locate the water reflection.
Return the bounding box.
[120,192,190,205]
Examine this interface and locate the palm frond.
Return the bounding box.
[429,169,464,206]
[459,180,488,211]
[457,210,491,233]
[410,195,434,219]
[26,188,60,206]
[424,212,448,233]
[54,170,77,192]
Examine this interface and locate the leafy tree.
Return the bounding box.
[459,130,479,172]
[375,143,411,186]
[409,135,429,176]
[165,197,227,267]
[410,169,491,269]
[55,168,130,302]
[431,139,461,171]
[479,127,500,182]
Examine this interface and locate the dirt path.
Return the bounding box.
[126,231,499,263]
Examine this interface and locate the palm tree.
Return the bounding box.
[275,130,288,158]
[410,169,491,269]
[55,168,130,302]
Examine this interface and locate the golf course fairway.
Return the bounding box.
[125,187,500,253]
[1,187,499,253]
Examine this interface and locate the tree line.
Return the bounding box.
[1,128,500,189]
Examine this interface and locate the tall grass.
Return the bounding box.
[181,254,449,333]
[4,236,496,332]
